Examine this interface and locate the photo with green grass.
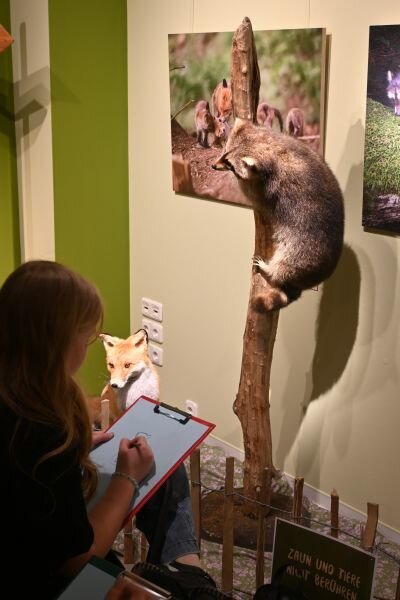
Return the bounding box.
[363,24,400,233]
[168,28,325,207]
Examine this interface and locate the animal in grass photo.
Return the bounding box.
[285,107,305,137]
[256,102,283,132]
[211,78,233,120]
[91,329,159,427]
[212,119,344,310]
[195,100,215,148]
[386,70,400,115]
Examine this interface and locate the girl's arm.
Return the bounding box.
[60,436,153,577]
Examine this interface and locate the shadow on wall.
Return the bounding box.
[273,143,364,480]
[304,243,361,411]
[273,120,399,490]
[291,150,364,486]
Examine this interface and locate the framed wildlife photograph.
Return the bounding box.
[363,24,400,234]
[168,27,327,206]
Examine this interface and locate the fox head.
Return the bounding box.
[214,79,232,119]
[99,329,151,390]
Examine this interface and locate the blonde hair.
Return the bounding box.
[0,260,103,500]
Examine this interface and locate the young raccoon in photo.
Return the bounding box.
[257,101,283,132]
[212,119,344,310]
[286,107,305,137]
[195,100,215,148]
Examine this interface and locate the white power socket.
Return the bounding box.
[185,399,198,417]
[149,343,163,366]
[141,297,163,322]
[142,318,164,343]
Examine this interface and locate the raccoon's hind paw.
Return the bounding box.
[252,288,289,312]
[252,255,269,274]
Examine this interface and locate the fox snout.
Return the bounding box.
[110,380,126,389]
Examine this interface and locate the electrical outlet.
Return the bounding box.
[141,297,163,322]
[185,399,198,417]
[149,343,163,366]
[142,318,164,343]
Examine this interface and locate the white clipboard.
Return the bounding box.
[88,396,215,521]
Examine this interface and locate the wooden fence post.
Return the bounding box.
[330,489,339,538]
[141,533,148,562]
[395,567,400,600]
[190,449,202,548]
[123,519,135,565]
[292,477,304,523]
[255,468,271,589]
[221,457,235,595]
[360,503,379,551]
[101,398,110,431]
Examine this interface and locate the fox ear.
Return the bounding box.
[130,328,148,348]
[99,333,119,348]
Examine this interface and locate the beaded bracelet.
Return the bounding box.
[112,471,139,492]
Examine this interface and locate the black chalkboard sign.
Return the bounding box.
[271,518,375,600]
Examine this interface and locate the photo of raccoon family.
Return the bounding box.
[363,24,400,234]
[169,28,325,206]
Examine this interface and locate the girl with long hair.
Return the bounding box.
[0,261,223,599]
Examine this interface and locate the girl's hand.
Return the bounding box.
[116,435,154,483]
[91,430,114,450]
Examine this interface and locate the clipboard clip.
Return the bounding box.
[153,402,192,425]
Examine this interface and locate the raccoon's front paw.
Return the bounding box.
[252,255,269,274]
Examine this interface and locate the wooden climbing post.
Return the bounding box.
[231,16,279,502]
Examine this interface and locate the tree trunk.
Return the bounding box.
[231,18,279,499]
[231,17,260,121]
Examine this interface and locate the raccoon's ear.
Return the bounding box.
[242,156,259,174]
[99,333,119,348]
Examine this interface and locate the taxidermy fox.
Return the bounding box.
[91,329,159,426]
[212,119,344,310]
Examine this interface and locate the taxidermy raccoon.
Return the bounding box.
[212,119,344,310]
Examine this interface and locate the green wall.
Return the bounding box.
[48,0,130,395]
[0,1,20,283]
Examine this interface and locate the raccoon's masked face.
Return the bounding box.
[212,151,258,180]
[212,118,265,181]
